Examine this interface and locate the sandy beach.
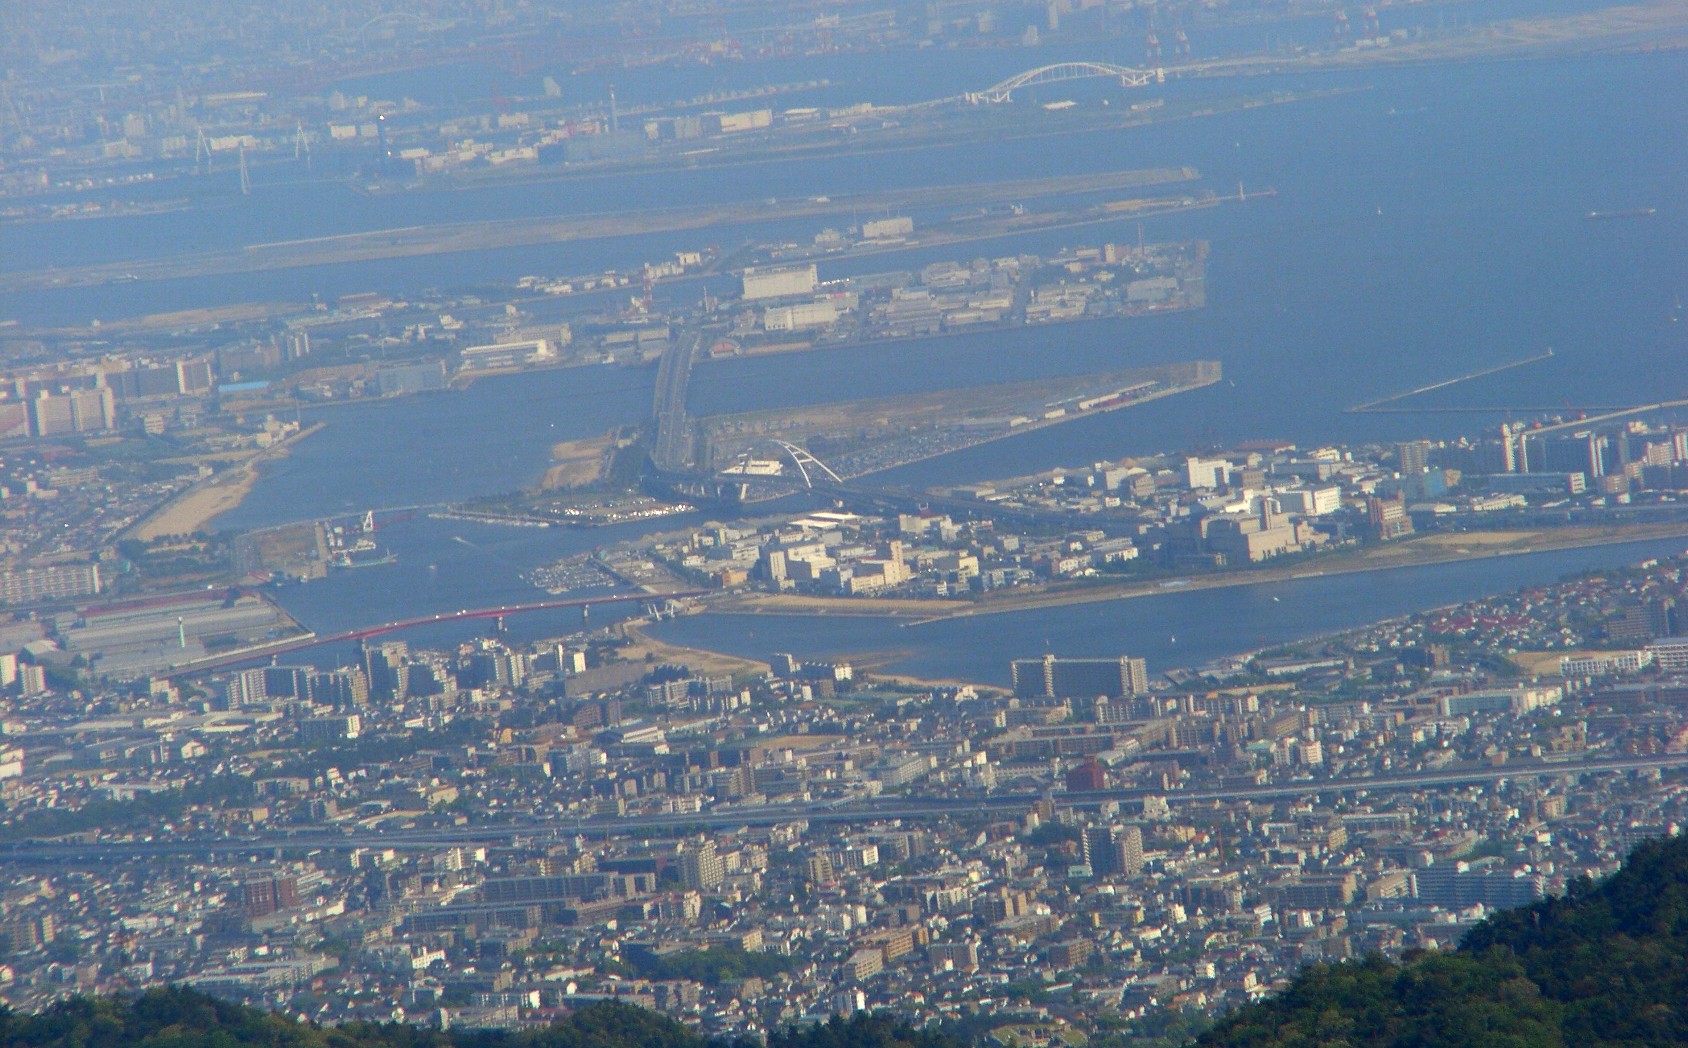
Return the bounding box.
[124,422,325,540]
[619,621,772,679]
[539,436,614,490]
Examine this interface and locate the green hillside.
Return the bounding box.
[0,991,963,1048]
[1197,834,1688,1047]
[0,994,697,1048]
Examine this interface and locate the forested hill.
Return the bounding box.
[1197,833,1688,1047]
[0,993,964,1048]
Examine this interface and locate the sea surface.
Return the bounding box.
[7,34,1685,677]
[173,48,1688,525]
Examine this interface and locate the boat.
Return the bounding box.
[326,509,382,562]
[1586,208,1656,220]
[330,547,397,570]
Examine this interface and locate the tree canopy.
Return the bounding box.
[626,946,794,987]
[1199,834,1688,1047]
[0,992,955,1048]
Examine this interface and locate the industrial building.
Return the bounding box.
[763,301,840,332]
[458,340,555,370]
[742,265,818,301]
[0,563,101,605]
[860,216,913,240]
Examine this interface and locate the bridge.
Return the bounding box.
[651,326,702,473]
[717,439,844,490]
[968,61,1162,104]
[703,445,1151,532]
[157,591,706,679]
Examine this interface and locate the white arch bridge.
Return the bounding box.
[968,62,1162,104]
[717,440,843,490]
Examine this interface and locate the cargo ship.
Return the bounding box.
[330,546,397,570]
[1586,208,1656,220]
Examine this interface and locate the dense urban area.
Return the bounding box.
[0,538,1687,1036]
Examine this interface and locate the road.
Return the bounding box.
[652,326,700,473]
[3,751,1680,863]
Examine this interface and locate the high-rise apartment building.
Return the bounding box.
[678,839,724,890]
[362,640,410,699]
[1082,825,1144,878]
[1012,655,1149,699]
[1395,439,1431,475]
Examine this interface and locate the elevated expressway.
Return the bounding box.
[2,753,1678,863]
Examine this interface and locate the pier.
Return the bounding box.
[1522,397,1688,438]
[1344,349,1555,414]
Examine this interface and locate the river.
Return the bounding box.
[646,537,1688,684]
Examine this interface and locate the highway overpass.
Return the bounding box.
[2,752,1675,864]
